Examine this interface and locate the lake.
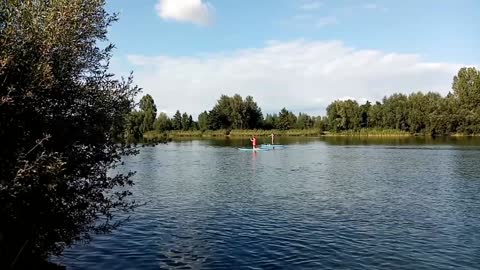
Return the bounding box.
[53,137,480,269]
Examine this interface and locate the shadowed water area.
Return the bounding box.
[53,137,480,269]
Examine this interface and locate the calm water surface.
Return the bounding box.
[54,137,480,269]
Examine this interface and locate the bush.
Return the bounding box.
[0,0,139,267]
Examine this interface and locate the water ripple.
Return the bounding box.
[52,139,480,269]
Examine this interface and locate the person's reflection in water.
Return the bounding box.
[252,151,257,174]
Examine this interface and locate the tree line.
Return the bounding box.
[326,67,480,135]
[125,93,327,140]
[127,67,479,138]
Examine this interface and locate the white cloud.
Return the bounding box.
[155,0,213,26]
[124,40,467,118]
[299,0,323,11]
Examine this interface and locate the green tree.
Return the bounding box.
[452,67,480,133]
[207,108,222,130]
[188,115,195,130]
[326,100,361,131]
[382,94,409,131]
[207,94,263,130]
[230,94,244,129]
[453,67,480,111]
[0,0,139,266]
[359,101,371,128]
[426,96,452,136]
[407,92,427,133]
[296,113,314,129]
[126,111,145,141]
[181,112,190,130]
[277,108,297,130]
[313,116,328,132]
[154,112,172,132]
[212,95,233,129]
[243,96,263,129]
[139,94,157,133]
[406,92,443,134]
[367,102,384,128]
[172,110,182,130]
[263,114,278,130]
[197,111,210,131]
[124,94,157,139]
[442,93,461,134]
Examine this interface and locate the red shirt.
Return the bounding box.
[252,138,257,146]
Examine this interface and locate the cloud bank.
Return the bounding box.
[155,0,213,26]
[126,40,466,118]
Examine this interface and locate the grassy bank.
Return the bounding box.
[144,129,321,139]
[450,133,480,137]
[143,129,480,141]
[325,129,411,137]
[144,128,415,139]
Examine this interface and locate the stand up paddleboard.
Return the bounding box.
[260,144,286,149]
[238,148,270,151]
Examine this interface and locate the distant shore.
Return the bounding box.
[142,129,479,141]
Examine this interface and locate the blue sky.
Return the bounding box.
[106,0,479,117]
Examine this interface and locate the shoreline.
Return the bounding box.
[143,129,480,140]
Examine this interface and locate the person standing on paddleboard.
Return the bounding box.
[250,135,257,149]
[270,133,275,145]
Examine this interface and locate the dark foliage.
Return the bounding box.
[0,0,139,267]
